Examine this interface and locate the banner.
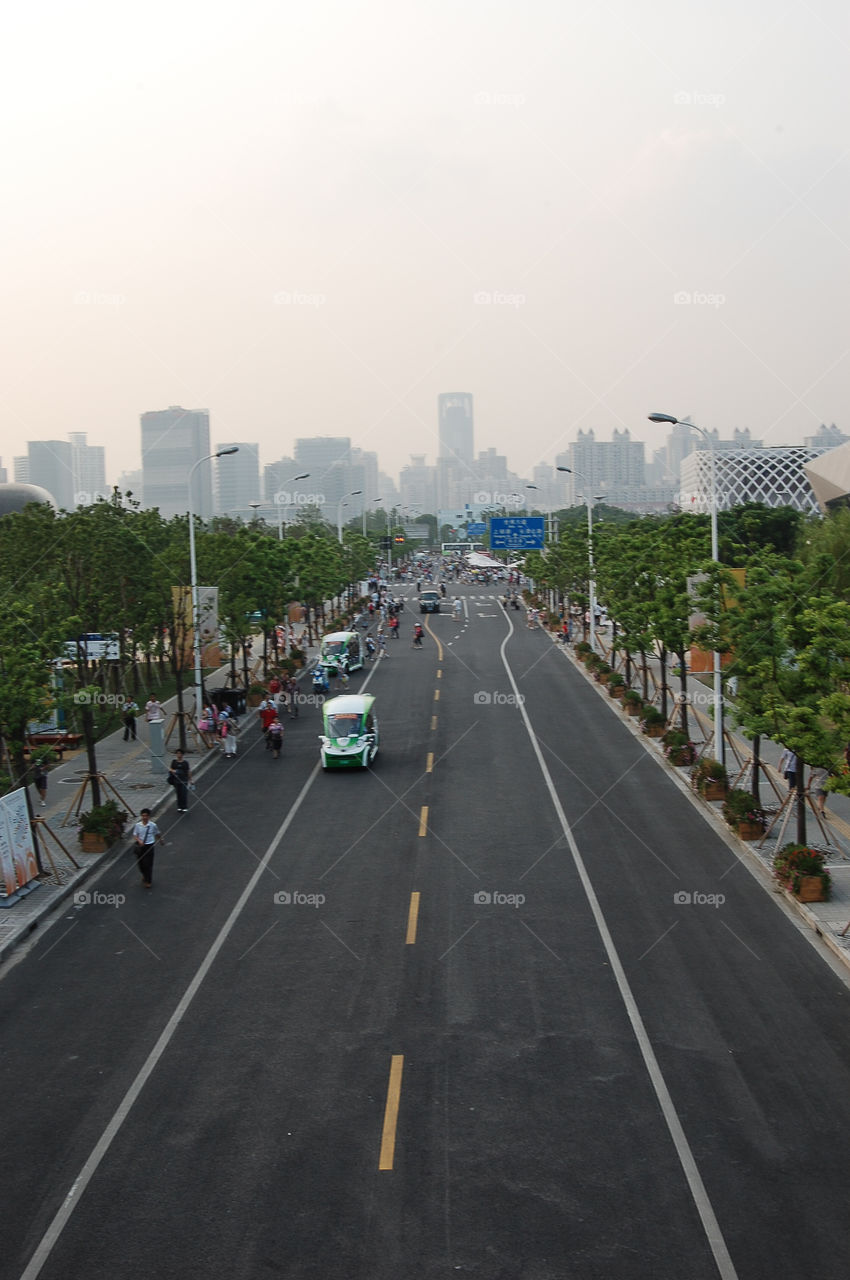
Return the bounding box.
[1,789,39,892]
[0,808,18,896]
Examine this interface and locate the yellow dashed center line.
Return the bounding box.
[434,689,440,701]
[418,805,428,836]
[378,1055,404,1170]
[437,668,442,678]
[431,715,438,731]
[426,752,434,773]
[406,892,420,944]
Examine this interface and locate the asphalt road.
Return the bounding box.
[3,584,850,1279]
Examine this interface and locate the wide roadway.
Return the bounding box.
[3,585,850,1279]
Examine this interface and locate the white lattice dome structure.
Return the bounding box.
[679,447,826,514]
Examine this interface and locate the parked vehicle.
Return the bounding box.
[319,695,379,770]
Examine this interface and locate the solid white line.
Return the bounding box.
[499,618,739,1280]
[20,762,323,1280]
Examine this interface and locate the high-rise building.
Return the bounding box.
[13,457,29,483]
[399,455,437,514]
[0,458,7,484]
[27,440,74,509]
[215,443,260,517]
[438,393,474,471]
[69,432,107,504]
[263,456,296,504]
[141,407,212,519]
[293,437,352,520]
[564,429,645,504]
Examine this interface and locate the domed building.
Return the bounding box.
[0,483,56,516]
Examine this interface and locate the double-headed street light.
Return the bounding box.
[649,411,724,765]
[189,447,238,739]
[557,465,603,654]
[364,497,383,537]
[337,490,363,543]
[275,472,310,538]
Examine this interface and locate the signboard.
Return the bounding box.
[403,524,429,540]
[489,517,545,550]
[466,522,486,536]
[0,789,39,896]
[63,633,120,662]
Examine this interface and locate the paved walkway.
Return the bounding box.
[0,621,333,963]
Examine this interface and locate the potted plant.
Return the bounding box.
[623,689,643,717]
[290,646,306,669]
[246,682,266,707]
[78,800,128,853]
[662,730,697,767]
[594,661,612,685]
[607,672,626,699]
[721,788,767,839]
[641,705,665,738]
[772,844,832,902]
[575,640,591,660]
[691,757,728,800]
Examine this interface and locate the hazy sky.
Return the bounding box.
[2,0,848,484]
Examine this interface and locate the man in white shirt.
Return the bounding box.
[132,809,160,887]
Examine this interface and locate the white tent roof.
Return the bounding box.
[465,551,502,567]
[804,441,850,511]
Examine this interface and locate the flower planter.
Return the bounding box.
[736,821,764,841]
[668,749,695,767]
[701,781,727,801]
[795,875,827,903]
[609,685,624,699]
[644,725,664,738]
[597,672,611,685]
[626,703,642,717]
[80,833,109,854]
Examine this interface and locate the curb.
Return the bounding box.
[551,633,850,978]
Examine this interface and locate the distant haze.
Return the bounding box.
[2,0,847,481]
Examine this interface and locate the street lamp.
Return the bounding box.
[649,411,723,765]
[557,466,603,655]
[275,472,310,538]
[189,447,238,740]
[337,490,362,543]
[364,497,382,537]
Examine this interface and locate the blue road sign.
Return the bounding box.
[489,517,545,549]
[466,521,486,536]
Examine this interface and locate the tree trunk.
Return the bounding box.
[796,771,807,845]
[677,647,689,737]
[751,735,761,806]
[175,671,187,753]
[659,647,668,722]
[81,704,100,806]
[639,650,649,701]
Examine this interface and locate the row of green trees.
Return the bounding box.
[0,494,377,800]
[525,502,850,839]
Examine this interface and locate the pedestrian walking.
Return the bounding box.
[378,631,389,657]
[779,747,799,791]
[132,809,160,888]
[809,766,830,815]
[145,696,164,724]
[267,717,284,759]
[412,623,424,648]
[259,696,277,742]
[287,674,300,717]
[33,761,48,808]
[389,615,400,640]
[220,711,239,756]
[168,749,192,812]
[122,697,139,741]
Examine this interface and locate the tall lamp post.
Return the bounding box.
[649,411,723,765]
[274,472,310,538]
[189,447,238,736]
[364,497,383,537]
[557,465,603,654]
[337,490,362,543]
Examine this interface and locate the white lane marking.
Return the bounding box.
[19,771,329,1278]
[499,618,739,1280]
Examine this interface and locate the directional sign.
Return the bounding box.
[489,517,545,550]
[466,521,486,536]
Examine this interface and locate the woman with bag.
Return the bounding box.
[168,749,192,812]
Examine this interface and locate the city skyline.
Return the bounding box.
[2,3,846,494]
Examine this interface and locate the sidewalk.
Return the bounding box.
[549,629,850,975]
